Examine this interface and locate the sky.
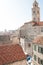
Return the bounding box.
[0,0,43,31]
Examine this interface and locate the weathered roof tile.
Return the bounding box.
[0,44,26,65]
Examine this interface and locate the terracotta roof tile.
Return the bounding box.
[32,21,43,26]
[0,44,26,65]
[33,35,43,45]
[25,21,43,26]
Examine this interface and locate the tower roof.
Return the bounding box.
[34,0,38,3]
[33,0,38,6]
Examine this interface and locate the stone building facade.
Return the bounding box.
[33,35,43,65]
[19,0,43,56]
[0,34,11,44]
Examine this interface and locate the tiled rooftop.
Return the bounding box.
[33,21,43,26]
[0,44,26,65]
[33,35,43,45]
[25,21,43,26]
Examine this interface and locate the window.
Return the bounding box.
[33,18,36,22]
[41,48,43,54]
[34,45,36,51]
[38,18,39,21]
[38,57,43,65]
[28,44,31,47]
[41,60,43,65]
[34,55,36,61]
[37,11,39,14]
[38,57,41,64]
[38,47,41,53]
[41,27,43,32]
[35,4,36,7]
[38,46,43,54]
[33,11,35,14]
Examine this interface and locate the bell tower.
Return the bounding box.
[32,0,40,22]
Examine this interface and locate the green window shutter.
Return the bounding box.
[34,45,36,51]
[34,55,36,61]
